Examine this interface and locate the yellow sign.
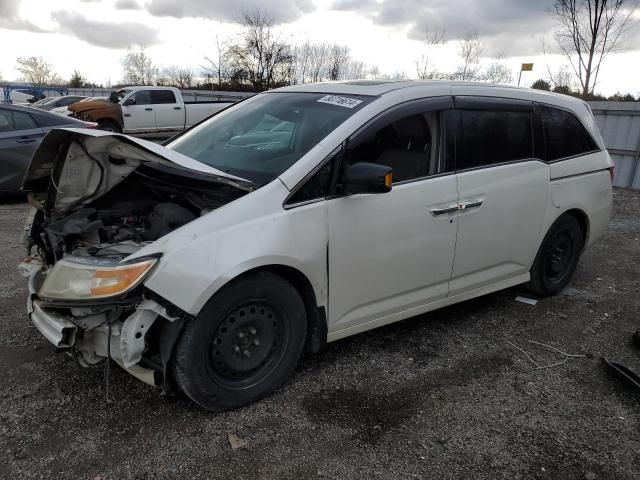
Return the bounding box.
[521,63,534,71]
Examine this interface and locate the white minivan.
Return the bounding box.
[21,80,613,410]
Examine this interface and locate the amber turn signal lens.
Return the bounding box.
[90,262,154,297]
[384,172,393,189]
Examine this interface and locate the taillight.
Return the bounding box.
[608,166,615,183]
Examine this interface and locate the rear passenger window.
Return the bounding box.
[343,112,437,183]
[152,90,177,104]
[457,110,533,170]
[538,105,598,161]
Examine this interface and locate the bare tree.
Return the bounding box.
[227,11,293,91]
[122,45,157,85]
[481,55,513,84]
[341,59,367,80]
[327,44,350,81]
[15,56,61,86]
[203,36,231,89]
[553,0,634,96]
[415,29,446,80]
[292,41,313,84]
[163,66,194,88]
[456,32,483,81]
[307,43,330,82]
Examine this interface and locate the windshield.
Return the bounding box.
[166,92,374,185]
[33,97,55,106]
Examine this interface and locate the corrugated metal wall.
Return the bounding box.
[588,101,640,189]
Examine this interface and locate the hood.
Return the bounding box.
[68,99,112,114]
[22,128,254,214]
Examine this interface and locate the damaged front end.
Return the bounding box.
[21,128,253,391]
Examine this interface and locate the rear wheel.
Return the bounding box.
[172,272,307,411]
[96,120,121,132]
[528,214,585,296]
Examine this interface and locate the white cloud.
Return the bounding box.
[51,10,161,48]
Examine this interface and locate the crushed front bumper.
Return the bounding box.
[26,270,159,386]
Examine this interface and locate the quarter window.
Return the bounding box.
[457,110,533,170]
[288,155,336,205]
[343,112,437,183]
[538,105,598,161]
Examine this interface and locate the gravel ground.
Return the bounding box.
[1,189,639,480]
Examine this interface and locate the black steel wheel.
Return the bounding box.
[206,301,288,388]
[528,214,584,296]
[172,271,307,411]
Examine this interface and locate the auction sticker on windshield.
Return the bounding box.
[317,95,363,108]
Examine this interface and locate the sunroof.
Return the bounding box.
[341,80,399,86]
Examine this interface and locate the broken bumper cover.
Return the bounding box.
[26,270,159,386]
[27,271,77,348]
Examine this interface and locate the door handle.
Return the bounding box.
[173,106,181,110]
[459,200,483,210]
[16,138,36,144]
[430,204,459,216]
[123,113,131,117]
[145,108,153,111]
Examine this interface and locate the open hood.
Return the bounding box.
[22,128,253,214]
[68,99,111,114]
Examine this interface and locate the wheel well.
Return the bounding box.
[224,265,327,353]
[563,209,590,246]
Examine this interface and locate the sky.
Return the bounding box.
[0,0,638,95]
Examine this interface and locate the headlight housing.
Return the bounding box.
[38,257,157,301]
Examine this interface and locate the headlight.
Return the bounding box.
[38,257,157,301]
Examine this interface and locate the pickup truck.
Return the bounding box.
[68,86,235,134]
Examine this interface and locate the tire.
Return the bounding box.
[172,272,307,411]
[96,120,121,133]
[527,214,585,297]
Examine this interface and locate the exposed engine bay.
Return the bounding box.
[31,164,246,265]
[24,130,252,267]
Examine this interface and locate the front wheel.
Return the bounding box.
[527,214,585,297]
[172,272,307,411]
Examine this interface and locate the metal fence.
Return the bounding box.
[588,101,640,189]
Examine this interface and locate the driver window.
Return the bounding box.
[132,91,152,106]
[343,111,438,183]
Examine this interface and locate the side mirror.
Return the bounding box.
[122,97,136,106]
[342,162,393,195]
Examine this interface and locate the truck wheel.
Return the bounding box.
[97,120,121,133]
[172,272,307,411]
[527,214,584,297]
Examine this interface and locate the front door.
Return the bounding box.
[121,90,156,132]
[0,108,44,193]
[449,98,549,295]
[328,97,459,333]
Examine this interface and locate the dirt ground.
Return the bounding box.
[1,189,639,480]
